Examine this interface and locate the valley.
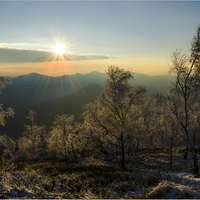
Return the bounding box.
[0,71,174,139]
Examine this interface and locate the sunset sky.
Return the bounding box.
[0,1,200,77]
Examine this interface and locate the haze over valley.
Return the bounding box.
[0,71,175,139]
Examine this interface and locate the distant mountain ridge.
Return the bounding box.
[0,71,175,108]
[1,71,107,107]
[0,71,175,139]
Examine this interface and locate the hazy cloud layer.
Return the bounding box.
[0,48,111,62]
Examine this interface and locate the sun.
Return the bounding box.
[53,44,66,55]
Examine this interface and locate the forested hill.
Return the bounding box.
[0,71,175,108]
[0,71,107,107]
[0,71,175,139]
[0,83,103,139]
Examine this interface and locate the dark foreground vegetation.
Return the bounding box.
[1,149,200,199]
[0,25,200,198]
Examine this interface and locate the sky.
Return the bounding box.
[0,1,200,77]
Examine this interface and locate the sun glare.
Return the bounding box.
[53,44,66,55]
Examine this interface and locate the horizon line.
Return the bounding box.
[1,71,170,78]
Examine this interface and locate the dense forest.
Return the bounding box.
[0,26,200,199]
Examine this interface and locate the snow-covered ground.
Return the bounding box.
[1,168,200,199]
[141,170,200,199]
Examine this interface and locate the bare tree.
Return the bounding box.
[163,25,200,174]
[189,101,200,147]
[81,113,114,160]
[138,96,160,148]
[159,103,181,168]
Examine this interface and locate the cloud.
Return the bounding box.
[0,48,111,63]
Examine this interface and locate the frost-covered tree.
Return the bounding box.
[135,96,159,149]
[0,77,15,163]
[82,109,114,159]
[0,77,15,127]
[84,66,146,169]
[0,77,11,93]
[72,122,91,157]
[37,129,49,158]
[0,134,15,164]
[49,114,77,161]
[162,25,200,174]
[189,101,200,147]
[23,109,46,157]
[158,103,182,168]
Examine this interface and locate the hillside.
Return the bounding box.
[0,71,174,108]
[0,84,103,139]
[29,83,104,126]
[1,73,92,107]
[0,71,175,139]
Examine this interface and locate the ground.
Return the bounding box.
[0,150,200,199]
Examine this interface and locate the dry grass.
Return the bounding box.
[143,180,200,199]
[133,151,196,173]
[0,150,199,199]
[0,160,157,198]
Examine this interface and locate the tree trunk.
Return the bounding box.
[136,140,139,152]
[32,141,35,155]
[71,143,78,163]
[121,133,125,169]
[184,143,188,160]
[193,131,196,147]
[15,141,19,154]
[149,135,153,147]
[128,136,131,156]
[63,140,67,157]
[186,134,199,175]
[170,136,173,169]
[192,149,199,175]
[184,96,199,174]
